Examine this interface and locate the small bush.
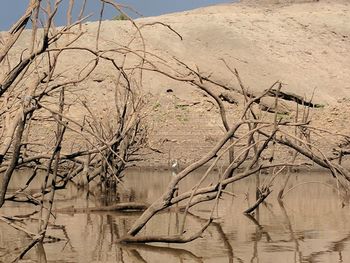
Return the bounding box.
[112,13,128,21]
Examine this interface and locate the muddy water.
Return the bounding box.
[1,169,350,263]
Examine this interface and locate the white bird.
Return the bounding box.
[170,159,179,176]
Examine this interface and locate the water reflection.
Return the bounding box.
[1,169,350,262]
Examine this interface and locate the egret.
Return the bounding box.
[170,159,179,176]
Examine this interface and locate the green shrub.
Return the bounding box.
[112,13,128,21]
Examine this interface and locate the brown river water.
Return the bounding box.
[1,168,350,263]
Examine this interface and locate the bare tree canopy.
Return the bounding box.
[0,0,350,261]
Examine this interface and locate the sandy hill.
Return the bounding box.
[6,0,350,166]
[137,0,350,104]
[121,0,350,165]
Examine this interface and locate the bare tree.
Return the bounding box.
[0,0,148,259]
[1,1,349,261]
[115,56,350,244]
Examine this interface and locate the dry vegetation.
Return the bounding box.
[0,0,350,260]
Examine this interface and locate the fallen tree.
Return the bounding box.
[1,1,350,259]
[116,57,350,244]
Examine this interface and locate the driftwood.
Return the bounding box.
[54,202,148,213]
[1,1,350,258]
[115,60,350,245]
[119,219,212,244]
[244,187,271,214]
[219,90,238,104]
[266,89,322,108]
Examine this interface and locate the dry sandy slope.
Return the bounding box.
[6,0,350,167]
[136,0,350,104]
[120,0,349,166]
